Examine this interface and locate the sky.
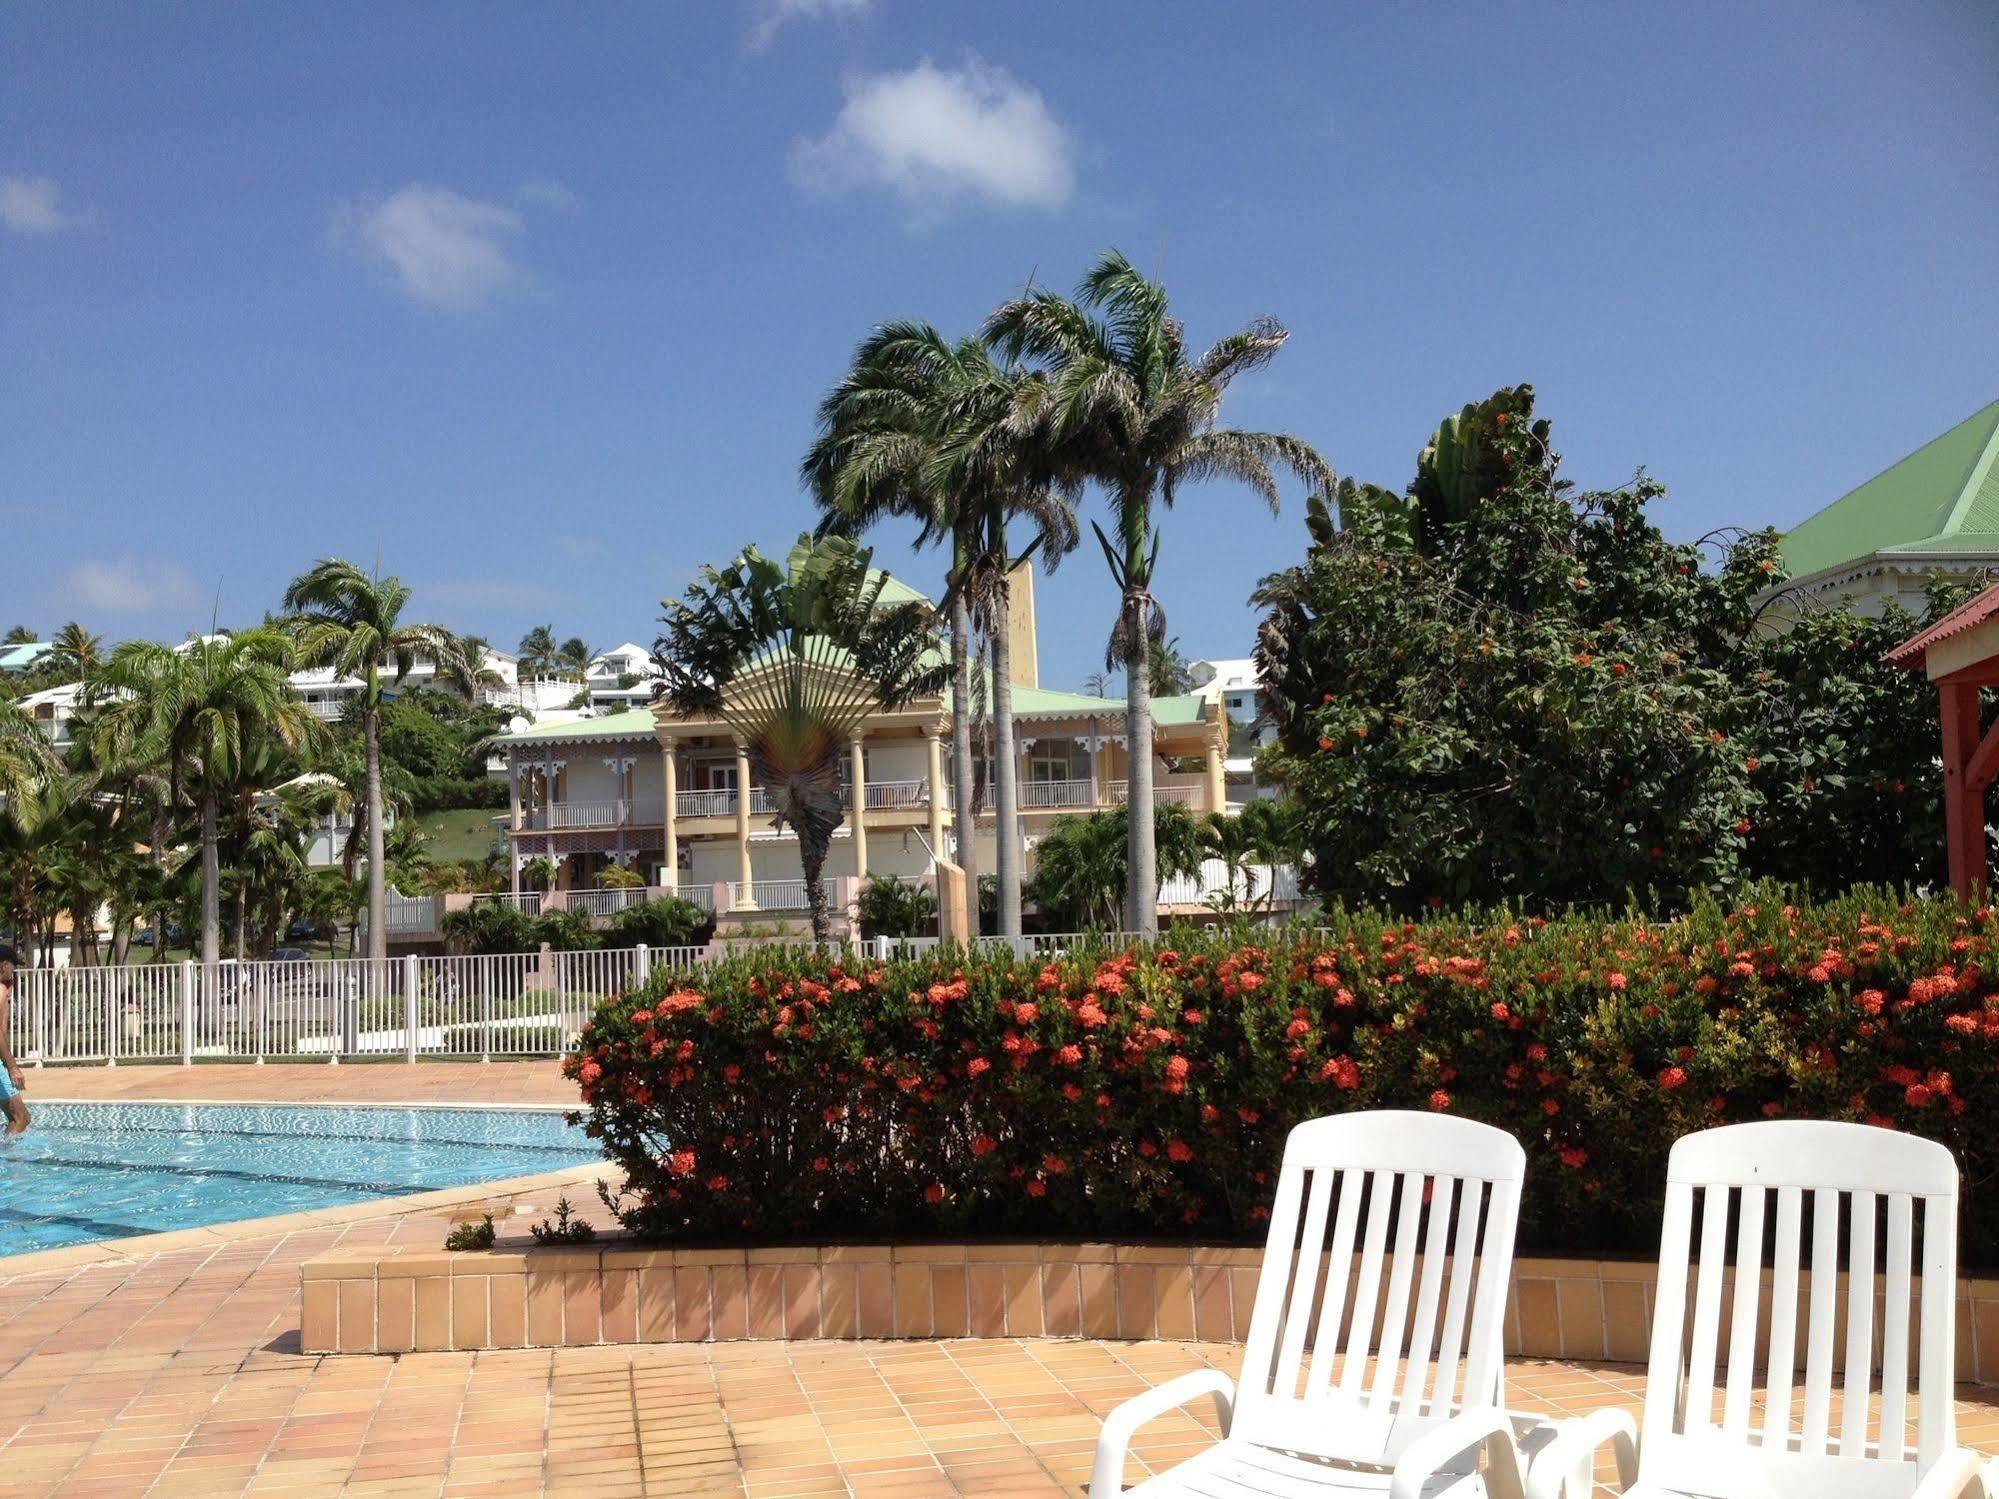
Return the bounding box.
[3,1,1996,690]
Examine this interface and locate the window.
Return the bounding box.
[1029,744,1083,782]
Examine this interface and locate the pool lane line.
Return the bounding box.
[0,1203,157,1242]
[23,1117,589,1157]
[29,1096,576,1114]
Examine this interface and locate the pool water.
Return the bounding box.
[1,1102,598,1255]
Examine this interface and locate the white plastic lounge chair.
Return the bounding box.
[1436,1120,1994,1499]
[1090,1110,1540,1498]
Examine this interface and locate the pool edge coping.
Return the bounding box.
[0,1160,616,1281]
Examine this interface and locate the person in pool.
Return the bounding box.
[0,951,28,1136]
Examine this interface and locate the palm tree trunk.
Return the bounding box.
[200,791,221,965]
[947,577,980,936]
[801,832,832,945]
[1124,595,1158,936]
[364,706,388,964]
[990,577,1022,940]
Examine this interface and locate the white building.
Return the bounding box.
[288,646,571,721]
[583,643,661,713]
[1187,657,1273,804]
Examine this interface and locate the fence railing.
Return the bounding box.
[8,945,705,1066]
[1019,777,1096,810]
[731,878,841,911]
[1156,859,1305,909]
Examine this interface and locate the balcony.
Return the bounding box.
[1019,777,1095,810]
[731,878,840,912]
[520,799,663,831]
[862,779,928,810]
[1105,775,1208,810]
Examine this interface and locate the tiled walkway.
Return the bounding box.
[5,1064,1999,1496]
[22,1060,576,1107]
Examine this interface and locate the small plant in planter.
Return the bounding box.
[444,1213,496,1251]
[529,1195,596,1245]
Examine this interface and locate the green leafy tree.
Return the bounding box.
[1253,384,1951,911]
[282,560,469,962]
[1147,635,1191,697]
[49,622,102,685]
[1028,802,1204,931]
[518,625,559,676]
[988,249,1332,933]
[94,630,315,963]
[654,535,946,941]
[604,896,711,949]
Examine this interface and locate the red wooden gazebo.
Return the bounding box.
[1885,583,1999,896]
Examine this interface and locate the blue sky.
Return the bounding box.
[3,1,1995,688]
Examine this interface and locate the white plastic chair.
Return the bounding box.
[1090,1110,1542,1498]
[1473,1120,1991,1499]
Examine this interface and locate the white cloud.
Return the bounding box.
[748,0,870,52]
[1,175,85,234]
[517,177,579,212]
[337,184,524,311]
[790,58,1075,218]
[63,558,200,614]
[551,535,607,563]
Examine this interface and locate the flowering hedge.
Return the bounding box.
[566,890,1999,1255]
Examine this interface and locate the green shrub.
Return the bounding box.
[534,907,600,951]
[856,875,935,939]
[568,890,1999,1256]
[440,899,539,955]
[605,896,712,950]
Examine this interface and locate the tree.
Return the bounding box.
[0,695,56,807]
[988,249,1332,933]
[2,625,34,645]
[806,321,1077,938]
[654,535,946,942]
[558,637,592,677]
[49,622,102,685]
[1028,802,1204,931]
[282,560,469,963]
[1199,799,1301,914]
[518,625,559,676]
[1148,635,1191,697]
[1255,381,1791,911]
[93,630,314,964]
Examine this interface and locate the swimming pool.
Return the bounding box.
[1,1102,599,1256]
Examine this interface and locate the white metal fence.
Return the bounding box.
[8,945,704,1067]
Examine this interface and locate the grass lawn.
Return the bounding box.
[415,807,504,863]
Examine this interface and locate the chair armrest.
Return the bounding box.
[1388,1406,1529,1499]
[1524,1408,1639,1499]
[1912,1448,1997,1499]
[1089,1368,1236,1499]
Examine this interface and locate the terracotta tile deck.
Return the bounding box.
[21,1059,577,1108]
[6,1065,1999,1496]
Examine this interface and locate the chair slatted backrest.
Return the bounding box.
[1642,1121,1959,1499]
[1230,1112,1527,1466]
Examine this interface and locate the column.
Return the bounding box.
[507,759,521,831]
[1205,740,1226,813]
[924,726,946,865]
[734,740,755,903]
[848,733,869,881]
[660,737,679,890]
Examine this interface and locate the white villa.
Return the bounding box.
[288,646,573,721]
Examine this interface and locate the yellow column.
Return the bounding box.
[734,740,755,904]
[1205,741,1225,813]
[660,738,679,889]
[848,734,869,881]
[925,726,946,864]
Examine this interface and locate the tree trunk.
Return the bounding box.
[233,884,247,963]
[991,577,1022,941]
[947,574,980,936]
[365,707,388,964]
[200,791,221,965]
[1124,597,1158,935]
[801,832,831,946]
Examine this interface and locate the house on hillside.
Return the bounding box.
[582,643,661,713]
[0,640,54,675]
[488,578,1240,929]
[1769,398,1999,618]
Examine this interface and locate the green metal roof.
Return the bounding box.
[1779,399,1999,580]
[495,708,658,745]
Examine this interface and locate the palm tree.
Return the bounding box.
[806,322,1076,938]
[2,625,34,645]
[1028,802,1204,931]
[558,637,592,678]
[1148,635,1191,697]
[49,622,102,685]
[93,630,313,965]
[282,560,469,963]
[988,249,1333,932]
[518,625,559,677]
[654,535,945,942]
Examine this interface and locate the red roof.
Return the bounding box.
[1882,581,1999,669]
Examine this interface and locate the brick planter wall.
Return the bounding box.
[299,1241,1995,1384]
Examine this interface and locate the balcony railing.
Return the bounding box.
[1019,777,1096,810]
[520,799,662,830]
[731,878,839,912]
[1156,860,1305,909]
[863,779,928,810]
[1105,776,1207,810]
